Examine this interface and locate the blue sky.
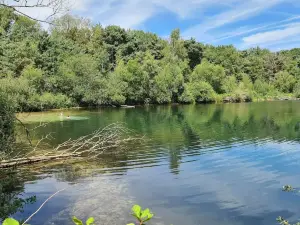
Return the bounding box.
[71,0,300,51]
[20,0,300,50]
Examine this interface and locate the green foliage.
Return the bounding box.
[1,11,300,110]
[130,204,154,225]
[274,71,296,93]
[188,81,216,103]
[293,83,300,98]
[254,79,270,96]
[0,170,36,221]
[28,92,74,110]
[3,218,19,225]
[191,60,226,93]
[72,216,95,225]
[154,63,184,104]
[282,185,294,192]
[0,91,15,156]
[221,76,238,93]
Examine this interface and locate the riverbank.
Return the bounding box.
[16,95,299,114]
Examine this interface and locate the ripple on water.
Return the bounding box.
[13,102,300,225]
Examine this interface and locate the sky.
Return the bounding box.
[14,0,300,51]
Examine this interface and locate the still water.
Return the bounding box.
[7,101,300,225]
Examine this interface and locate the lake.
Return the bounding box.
[6,101,300,225]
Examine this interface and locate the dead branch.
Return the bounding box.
[0,123,145,168]
[0,0,69,24]
[21,188,67,225]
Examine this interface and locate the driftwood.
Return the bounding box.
[0,154,81,168]
[0,123,144,168]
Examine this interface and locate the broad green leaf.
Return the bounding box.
[3,218,20,225]
[86,217,94,225]
[144,212,154,222]
[127,223,135,225]
[141,208,150,219]
[132,205,142,218]
[72,216,83,225]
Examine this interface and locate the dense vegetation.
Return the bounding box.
[1,7,300,111]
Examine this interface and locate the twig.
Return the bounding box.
[21,188,67,225]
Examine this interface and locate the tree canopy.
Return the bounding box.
[1,8,300,110]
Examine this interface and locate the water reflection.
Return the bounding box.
[7,101,300,224]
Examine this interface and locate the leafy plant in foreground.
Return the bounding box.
[2,218,20,225]
[72,216,95,225]
[127,204,154,225]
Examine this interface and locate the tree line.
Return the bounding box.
[1,7,300,111]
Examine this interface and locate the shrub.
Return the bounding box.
[0,91,15,157]
[189,81,216,103]
[221,76,237,93]
[294,83,300,98]
[0,77,35,111]
[274,71,296,93]
[28,92,74,110]
[191,60,225,93]
[254,79,270,96]
[178,84,194,103]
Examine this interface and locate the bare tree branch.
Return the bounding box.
[0,123,145,168]
[0,0,69,24]
[21,188,67,225]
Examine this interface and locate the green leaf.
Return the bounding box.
[72,216,83,225]
[143,209,154,222]
[132,205,142,218]
[3,218,20,225]
[86,217,94,225]
[127,223,135,225]
[141,208,150,219]
[144,213,154,222]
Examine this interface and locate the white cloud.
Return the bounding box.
[211,15,300,43]
[182,0,286,41]
[86,0,241,29]
[90,0,156,29]
[242,22,300,48]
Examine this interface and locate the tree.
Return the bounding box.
[191,60,226,93]
[254,79,271,96]
[293,83,300,98]
[274,71,296,93]
[204,45,243,78]
[153,63,184,103]
[188,81,216,103]
[0,91,15,156]
[264,53,286,83]
[184,38,203,69]
[103,25,128,66]
[222,76,238,93]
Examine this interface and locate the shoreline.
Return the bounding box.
[16,98,300,114]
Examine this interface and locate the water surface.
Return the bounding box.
[6,101,300,225]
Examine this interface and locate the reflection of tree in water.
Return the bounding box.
[0,169,36,222]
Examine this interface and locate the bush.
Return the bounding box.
[294,83,300,98]
[254,79,270,96]
[0,77,34,111]
[191,60,225,93]
[178,84,194,103]
[221,76,237,93]
[189,81,216,103]
[28,93,74,110]
[274,71,296,93]
[0,91,15,157]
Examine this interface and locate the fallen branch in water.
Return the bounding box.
[0,123,144,168]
